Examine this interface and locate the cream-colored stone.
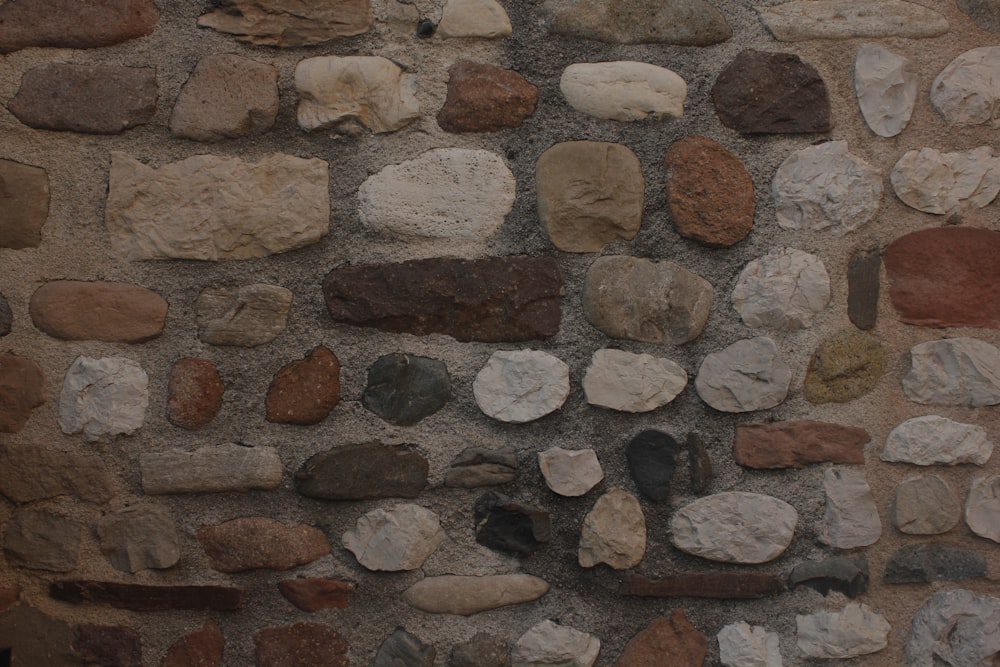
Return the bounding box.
[695,337,791,413]
[965,476,1000,542]
[882,415,992,466]
[821,467,882,549]
[195,284,292,347]
[582,349,687,413]
[438,0,512,38]
[931,47,1000,125]
[854,44,916,138]
[58,356,148,442]
[560,61,686,121]
[732,247,830,330]
[342,504,445,571]
[403,574,548,615]
[473,350,570,423]
[890,147,1000,215]
[140,444,283,494]
[718,622,783,667]
[903,338,1000,406]
[512,620,600,667]
[539,448,603,497]
[759,0,948,40]
[796,603,890,659]
[578,488,645,569]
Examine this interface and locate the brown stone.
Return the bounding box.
[0,441,115,503]
[0,0,158,53]
[0,293,10,335]
[712,50,831,134]
[278,578,353,612]
[323,256,562,342]
[49,581,245,611]
[4,508,81,572]
[0,159,49,249]
[0,604,78,666]
[437,61,538,133]
[621,573,786,599]
[665,136,755,247]
[803,330,887,404]
[848,250,881,331]
[199,0,371,47]
[97,505,180,573]
[30,280,167,343]
[73,625,141,667]
[266,347,340,425]
[614,611,708,667]
[0,353,43,432]
[9,64,157,134]
[161,621,225,667]
[0,586,20,613]
[687,432,713,495]
[734,421,869,469]
[254,623,349,667]
[197,517,330,573]
[295,442,429,500]
[167,358,224,429]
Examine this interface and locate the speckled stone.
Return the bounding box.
[266,347,340,425]
[0,0,158,53]
[197,518,330,573]
[803,331,887,404]
[437,61,538,132]
[167,358,224,430]
[254,623,348,667]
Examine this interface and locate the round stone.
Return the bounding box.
[732,247,831,330]
[362,353,451,426]
[473,350,569,423]
[695,337,791,413]
[892,476,960,535]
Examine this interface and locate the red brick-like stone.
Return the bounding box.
[50,581,245,611]
[0,159,49,249]
[30,280,167,343]
[278,578,353,612]
[266,347,340,425]
[437,61,538,133]
[620,573,786,599]
[0,353,44,433]
[614,610,708,667]
[168,358,224,429]
[734,420,869,469]
[161,621,224,667]
[197,517,330,573]
[73,624,142,667]
[0,0,158,53]
[254,623,348,667]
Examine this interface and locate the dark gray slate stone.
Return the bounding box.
[444,447,518,487]
[788,556,869,598]
[0,293,10,336]
[363,353,451,426]
[884,544,987,584]
[473,492,551,556]
[3,508,81,572]
[295,442,428,500]
[848,250,881,331]
[450,632,510,667]
[958,0,1000,31]
[374,628,435,667]
[687,432,713,495]
[626,430,680,501]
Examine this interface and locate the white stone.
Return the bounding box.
[105,152,329,261]
[512,620,600,667]
[906,589,1000,667]
[694,337,792,413]
[403,574,549,615]
[578,488,645,569]
[854,44,916,138]
[821,467,882,549]
[903,338,1000,406]
[882,415,993,466]
[931,47,1000,126]
[539,448,604,497]
[718,622,783,667]
[891,475,961,535]
[140,444,283,494]
[582,349,687,413]
[294,56,419,133]
[731,247,831,330]
[890,147,1000,215]
[358,148,515,243]
[758,0,949,40]
[669,491,797,564]
[195,284,292,347]
[342,504,445,571]
[59,356,148,443]
[772,141,882,236]
[560,61,686,121]
[438,0,512,38]
[473,350,570,423]
[965,476,1000,543]
[796,603,890,659]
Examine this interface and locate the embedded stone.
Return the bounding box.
[695,337,791,413]
[931,47,1000,125]
[884,544,986,584]
[363,354,451,426]
[717,622,782,667]
[788,557,869,598]
[883,415,992,465]
[625,430,679,501]
[73,625,142,667]
[437,0,511,38]
[539,447,604,497]
[560,61,686,121]
[734,421,869,469]
[97,505,179,573]
[821,467,881,549]
[266,347,340,425]
[161,621,224,667]
[404,574,549,615]
[670,492,797,564]
[731,247,831,330]
[803,330,886,404]
[0,353,44,433]
[198,0,371,46]
[49,581,245,611]
[615,612,706,667]
[3,508,81,572]
[59,356,147,442]
[578,488,645,569]
[796,604,889,659]
[437,61,538,132]
[906,589,1000,666]
[197,518,330,573]
[847,250,880,331]
[0,0,158,53]
[254,623,348,667]
[444,447,518,487]
[965,476,1000,542]
[854,44,916,137]
[0,293,10,335]
[0,604,79,666]
[167,358,223,429]
[374,628,435,667]
[195,284,292,347]
[278,579,353,612]
[621,573,785,599]
[0,587,18,613]
[29,280,167,343]
[343,504,444,571]
[0,159,49,249]
[892,476,961,535]
[903,338,1000,406]
[140,444,282,494]
[295,442,429,499]
[474,492,551,555]
[542,0,732,45]
[473,350,569,423]
[759,0,948,40]
[512,620,599,667]
[451,633,510,667]
[583,349,687,413]
[958,0,1000,31]
[688,432,714,495]
[0,441,115,503]
[890,147,1000,214]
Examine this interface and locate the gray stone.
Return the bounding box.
[847,250,880,331]
[884,544,986,584]
[197,0,372,46]
[0,441,115,504]
[363,354,451,426]
[892,476,961,535]
[821,467,881,549]
[788,557,869,598]
[732,248,830,330]
[195,284,292,347]
[717,622,782,667]
[560,62,686,121]
[931,47,1000,125]
[903,338,1000,406]
[437,0,511,37]
[374,628,436,667]
[891,147,1000,215]
[59,356,148,442]
[796,603,890,659]
[539,448,604,497]
[343,504,445,571]
[445,447,517,487]
[295,442,429,500]
[140,444,282,494]
[758,0,948,40]
[0,159,49,249]
[512,620,600,667]
[854,44,916,138]
[965,475,1000,542]
[578,488,645,569]
[3,508,81,571]
[96,505,179,573]
[543,0,732,45]
[451,633,510,667]
[473,350,570,423]
[883,415,992,466]
[958,0,1000,31]
[403,574,549,615]
[582,349,687,413]
[906,589,1000,666]
[695,337,791,413]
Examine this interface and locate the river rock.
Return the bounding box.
[560,62,686,121]
[796,603,889,659]
[140,444,282,494]
[59,356,147,442]
[536,142,643,252]
[512,620,599,667]
[583,349,686,413]
[474,492,551,555]
[958,0,1000,31]
[0,441,115,503]
[890,146,1000,214]
[884,415,992,465]
[0,159,49,249]
[821,467,881,549]
[167,358,224,429]
[295,442,428,499]
[198,0,371,46]
[542,0,731,45]
[451,633,510,667]
[254,623,348,667]
[162,621,224,667]
[625,430,679,501]
[30,280,167,343]
[0,0,158,53]
[891,476,961,535]
[107,152,329,261]
[374,628,435,667]
[732,248,830,330]
[615,612,706,666]
[578,488,645,569]
[473,350,569,423]
[437,0,511,37]
[695,337,791,413]
[903,338,1000,406]
[803,330,886,404]
[195,284,292,347]
[717,622,781,667]
[278,579,353,612]
[759,0,948,40]
[266,347,340,425]
[96,505,179,573]
[404,574,549,615]
[363,354,450,426]
[539,448,604,497]
[965,476,1000,542]
[343,504,445,571]
[884,544,986,584]
[670,492,797,564]
[788,557,869,598]
[854,44,916,137]
[437,61,538,132]
[3,508,81,571]
[198,517,330,572]
[847,250,880,331]
[734,421,868,469]
[445,447,518,487]
[906,589,1000,666]
[0,353,45,433]
[931,47,1000,125]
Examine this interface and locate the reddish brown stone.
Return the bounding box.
[161,621,224,667]
[50,581,245,611]
[621,573,785,599]
[279,578,353,612]
[168,358,224,429]
[323,256,562,343]
[0,159,49,249]
[0,0,158,53]
[734,421,869,469]
[73,624,141,667]
[884,227,1000,328]
[848,250,880,331]
[254,623,348,667]
[437,61,538,133]
[665,136,755,247]
[197,517,330,573]
[614,610,708,667]
[30,280,167,343]
[0,586,20,613]
[0,353,43,433]
[265,347,340,425]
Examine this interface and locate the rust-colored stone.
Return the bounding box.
[734,420,869,469]
[30,280,167,343]
[265,346,340,425]
[167,358,224,429]
[437,61,538,133]
[0,0,158,53]
[50,581,245,611]
[278,578,353,612]
[197,517,330,573]
[614,610,708,666]
[254,623,348,667]
[0,353,44,433]
[73,625,141,667]
[161,621,224,667]
[0,159,49,249]
[621,573,786,599]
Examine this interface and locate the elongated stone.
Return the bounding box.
[734,421,868,469]
[560,62,686,121]
[0,353,45,433]
[622,573,785,599]
[0,159,49,249]
[882,415,992,465]
[445,447,517,488]
[821,467,881,549]
[688,432,714,495]
[788,557,869,598]
[140,444,282,494]
[884,544,986,584]
[542,0,732,45]
[578,488,645,569]
[0,0,158,53]
[278,579,353,612]
[198,0,371,46]
[438,0,511,37]
[583,349,687,413]
[903,338,1000,406]
[670,492,797,564]
[30,281,167,343]
[931,47,1000,125]
[0,441,115,503]
[295,442,428,500]
[891,147,1000,215]
[196,284,292,347]
[796,604,889,659]
[759,0,948,40]
[847,250,880,331]
[855,44,916,138]
[404,575,548,615]
[343,504,444,571]
[59,356,147,442]
[197,518,330,572]
[906,589,1000,666]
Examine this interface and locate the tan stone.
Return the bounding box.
[578,488,646,569]
[198,0,371,46]
[195,284,292,347]
[0,159,49,249]
[403,575,549,615]
[0,353,45,433]
[30,280,167,343]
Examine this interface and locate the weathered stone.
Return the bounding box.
[883,415,992,465]
[445,447,517,487]
[906,589,1000,667]
[140,444,282,494]
[854,44,916,137]
[622,573,785,599]
[59,356,147,442]
[474,350,569,423]
[803,330,886,404]
[615,612,706,667]
[438,0,511,37]
[0,0,158,53]
[0,441,115,503]
[343,504,444,571]
[931,47,1000,125]
[451,633,510,667]
[821,467,881,549]
[891,476,961,535]
[30,280,167,343]
[0,353,44,433]
[0,604,77,665]
[161,621,224,667]
[537,142,643,252]
[543,0,731,45]
[884,544,986,584]
[97,505,179,573]
[363,354,450,426]
[665,135,755,247]
[583,349,686,413]
[374,628,435,667]
[0,293,10,336]
[717,622,782,667]
[732,247,830,330]
[560,62,686,121]
[197,518,330,573]
[890,147,1000,214]
[404,574,549,615]
[198,0,371,46]
[734,421,868,469]
[583,256,712,344]
[295,56,418,133]
[670,492,797,564]
[539,448,604,497]
[266,347,340,425]
[50,581,244,611]
[513,620,599,667]
[578,488,645,569]
[3,508,80,572]
[847,250,880,331]
[713,51,831,134]
[167,358,223,429]
[278,579,353,612]
[196,284,292,347]
[903,338,1000,406]
[695,337,791,413]
[0,586,19,613]
[759,0,948,40]
[788,557,869,598]
[437,61,537,132]
[254,623,348,667]
[965,476,1000,542]
[796,604,889,659]
[323,256,562,342]
[474,492,551,555]
[626,430,679,501]
[295,442,428,499]
[958,0,1000,31]
[0,159,48,249]
[688,432,714,495]
[73,625,141,667]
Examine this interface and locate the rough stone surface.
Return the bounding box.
[73,625,142,667]
[904,338,1000,406]
[615,612,707,667]
[670,492,798,564]
[97,505,179,573]
[161,621,224,667]
[539,447,604,497]
[958,0,1000,31]
[626,430,680,501]
[664,135,755,247]
[583,349,686,413]
[278,579,353,612]
[931,47,1000,125]
[167,358,224,429]
[906,589,1000,667]
[198,0,371,46]
[560,62,686,121]
[891,476,961,535]
[734,420,869,469]
[883,415,993,465]
[732,247,831,330]
[622,573,785,600]
[50,581,245,611]
[688,432,714,495]
[578,488,645,569]
[712,51,831,134]
[695,337,791,413]
[197,518,330,573]
[437,0,511,38]
[445,447,518,487]
[0,0,158,53]
[474,492,551,555]
[451,633,510,667]
[473,349,570,423]
[404,574,549,615]
[0,353,45,433]
[266,346,340,425]
[890,146,1000,214]
[803,330,886,404]
[512,620,600,667]
[140,444,281,494]
[543,0,732,45]
[536,142,644,252]
[884,544,986,584]
[0,159,49,249]
[717,622,782,667]
[0,441,115,503]
[854,44,917,137]
[583,256,712,344]
[254,623,349,667]
[788,557,869,598]
[965,475,1000,542]
[796,603,890,659]
[437,61,538,132]
[295,442,428,499]
[0,586,19,613]
[59,356,147,442]
[374,628,436,667]
[30,280,167,343]
[0,604,78,665]
[363,353,451,426]
[821,467,882,549]
[3,508,81,571]
[847,250,880,331]
[759,0,949,40]
[343,504,445,571]
[195,284,292,347]
[0,293,10,336]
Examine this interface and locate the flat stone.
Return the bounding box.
[615,612,706,667]
[363,354,450,426]
[906,589,1000,667]
[97,505,179,573]
[0,0,158,53]
[161,621,224,667]
[543,0,731,45]
[3,508,81,571]
[958,0,1000,31]
[167,358,223,429]
[772,141,882,236]
[665,135,754,247]
[890,147,1000,214]
[670,492,797,564]
[788,557,869,598]
[9,64,156,134]
[437,61,537,132]
[892,476,961,534]
[903,338,1000,406]
[474,492,551,555]
[197,517,330,573]
[688,432,714,495]
[847,250,880,331]
[694,337,791,413]
[537,142,643,252]
[278,579,353,612]
[343,504,444,571]
[512,620,599,667]
[474,350,569,423]
[965,475,1000,542]
[796,603,890,659]
[374,628,435,667]
[560,61,686,121]
[30,280,167,343]
[583,256,713,344]
[0,159,48,249]
[539,448,604,497]
[583,349,686,413]
[622,573,785,599]
[0,441,115,503]
[0,353,44,433]
[821,467,882,549]
[759,0,948,40]
[734,420,868,469]
[626,430,679,501]
[438,0,511,37]
[50,581,245,611]
[59,356,147,442]
[404,574,549,615]
[883,415,992,465]
[324,256,562,342]
[445,447,517,487]
[717,622,782,667]
[295,442,428,499]
[931,47,1000,125]
[266,347,340,425]
[0,586,19,613]
[198,0,371,46]
[0,604,77,665]
[578,488,645,569]
[884,544,986,584]
[295,56,418,134]
[254,623,348,667]
[140,444,282,494]
[732,247,831,330]
[855,44,916,137]
[73,625,141,667]
[451,633,510,667]
[196,284,292,347]
[803,330,886,404]
[0,293,10,335]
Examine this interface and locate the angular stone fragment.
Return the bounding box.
[539,448,604,497]
[626,430,679,501]
[695,337,791,413]
[295,442,428,499]
[513,620,599,667]
[615,612,706,667]
[903,338,1000,407]
[50,581,245,611]
[578,488,645,569]
[0,293,10,336]
[0,0,158,53]
[30,280,167,343]
[438,0,511,37]
[788,557,869,598]
[759,0,948,40]
[97,505,179,573]
[717,622,782,667]
[670,492,797,564]
[451,633,510,667]
[965,476,1000,542]
[278,579,353,612]
[821,467,881,549]
[884,544,986,584]
[343,504,444,571]
[804,330,886,404]
[9,64,156,134]
[254,623,348,667]
[688,432,713,495]
[474,492,551,555]
[161,621,224,667]
[622,573,785,599]
[583,349,686,413]
[73,624,142,667]
[363,354,450,426]
[404,574,549,615]
[537,142,643,252]
[374,628,435,667]
[59,356,147,442]
[847,250,880,331]
[732,248,831,330]
[198,0,371,46]
[197,518,330,573]
[167,358,223,429]
[0,353,44,433]
[734,421,868,469]
[543,0,732,45]
[891,147,1000,214]
[906,589,1000,667]
[560,62,686,121]
[931,47,1000,125]
[0,441,115,503]
[854,44,916,138]
[958,0,1000,31]
[891,476,960,535]
[324,256,562,342]
[883,415,992,465]
[196,284,292,346]
[445,447,518,487]
[796,604,889,659]
[437,61,537,132]
[140,444,282,494]
[266,347,340,425]
[4,508,81,571]
[474,350,569,423]
[0,159,49,249]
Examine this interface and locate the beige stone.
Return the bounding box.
[196,284,292,347]
[198,0,372,46]
[560,62,686,121]
[578,488,645,569]
[438,0,512,38]
[403,575,548,615]
[539,447,604,497]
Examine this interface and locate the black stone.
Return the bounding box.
[884,544,987,584]
[687,432,713,495]
[473,492,551,556]
[295,442,428,500]
[362,354,451,426]
[416,19,436,37]
[0,294,10,337]
[788,556,869,598]
[450,633,509,667]
[847,251,880,331]
[444,447,517,488]
[626,430,680,501]
[374,628,435,667]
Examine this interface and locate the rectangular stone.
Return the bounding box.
[0,442,116,503]
[734,421,869,469]
[621,573,785,599]
[49,581,244,611]
[847,250,880,331]
[140,444,282,494]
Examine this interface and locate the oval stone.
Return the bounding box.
[669,492,797,563]
[30,281,167,343]
[473,350,569,423]
[403,574,549,615]
[931,47,1000,125]
[560,61,686,121]
[903,338,1000,407]
[695,337,791,413]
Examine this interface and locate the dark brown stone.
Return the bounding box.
[848,250,881,331]
[437,61,538,133]
[278,578,353,612]
[665,136,755,247]
[0,604,78,666]
[444,447,517,488]
[167,358,224,429]
[0,0,158,53]
[295,442,428,500]
[197,517,330,573]
[266,346,341,425]
[254,623,348,667]
[621,573,785,600]
[0,586,20,613]
[614,611,708,667]
[30,280,167,343]
[73,625,141,667]
[734,421,869,469]
[803,330,887,404]
[161,621,225,667]
[0,293,11,336]
[49,581,245,611]
[0,441,116,503]
[712,50,831,134]
[3,508,80,572]
[687,432,713,495]
[0,159,49,249]
[323,256,562,343]
[0,353,43,433]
